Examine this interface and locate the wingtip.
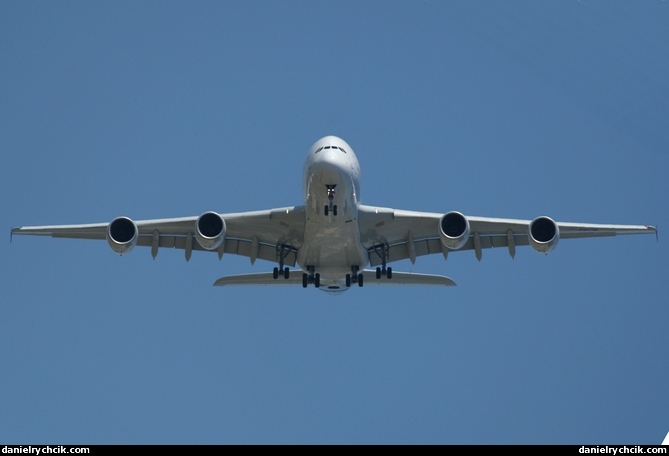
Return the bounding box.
[644,225,658,242]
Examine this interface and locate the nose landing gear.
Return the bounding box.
[324,185,338,216]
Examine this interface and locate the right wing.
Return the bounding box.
[357,205,656,265]
[11,206,306,265]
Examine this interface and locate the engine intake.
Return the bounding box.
[195,212,226,250]
[439,211,470,250]
[107,216,138,254]
[528,216,559,254]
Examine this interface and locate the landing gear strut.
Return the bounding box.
[375,266,392,279]
[371,244,392,280]
[345,265,364,288]
[324,185,338,216]
[273,267,290,279]
[273,244,293,280]
[302,266,320,288]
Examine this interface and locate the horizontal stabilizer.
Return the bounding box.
[214,272,304,286]
[360,270,456,286]
[213,271,456,287]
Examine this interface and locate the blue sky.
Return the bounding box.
[1,1,667,444]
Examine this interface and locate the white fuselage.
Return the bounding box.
[299,136,367,291]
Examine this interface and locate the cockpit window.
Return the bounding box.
[316,145,347,153]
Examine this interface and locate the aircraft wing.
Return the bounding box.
[358,205,656,265]
[11,206,306,265]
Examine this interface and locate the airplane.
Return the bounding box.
[11,136,657,294]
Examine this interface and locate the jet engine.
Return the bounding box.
[107,216,138,254]
[528,216,559,254]
[439,211,470,250]
[195,211,226,250]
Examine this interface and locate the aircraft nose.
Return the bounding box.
[313,146,348,165]
[311,158,343,184]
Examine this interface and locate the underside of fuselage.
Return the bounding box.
[298,136,366,293]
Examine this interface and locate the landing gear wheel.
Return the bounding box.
[273,267,279,279]
[387,267,392,279]
[357,273,364,287]
[346,274,351,287]
[314,273,321,288]
[302,273,308,288]
[324,205,329,216]
[333,205,338,216]
[283,267,289,279]
[376,267,381,279]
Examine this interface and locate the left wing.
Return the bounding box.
[11,206,306,265]
[358,205,656,265]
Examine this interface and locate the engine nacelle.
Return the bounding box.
[439,211,470,250]
[107,216,138,255]
[195,211,226,250]
[528,216,559,254]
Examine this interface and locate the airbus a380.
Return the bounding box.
[12,136,656,294]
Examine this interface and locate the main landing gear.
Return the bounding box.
[324,185,338,216]
[375,266,392,279]
[370,244,392,280]
[273,266,289,279]
[272,244,293,280]
[345,265,364,288]
[302,265,320,288]
[301,265,365,289]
